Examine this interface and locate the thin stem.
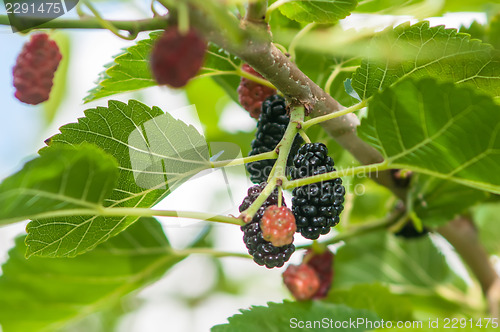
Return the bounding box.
[237,67,276,89]
[303,100,367,130]
[241,177,277,222]
[0,15,168,31]
[210,150,277,168]
[173,248,251,259]
[324,65,343,94]
[241,106,304,221]
[283,161,390,190]
[298,129,311,144]
[98,207,244,226]
[289,23,316,62]
[265,0,290,20]
[81,0,138,40]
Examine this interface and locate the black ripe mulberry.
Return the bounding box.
[239,183,295,268]
[246,95,302,184]
[13,33,62,105]
[291,143,345,240]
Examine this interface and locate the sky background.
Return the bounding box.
[0,2,489,331]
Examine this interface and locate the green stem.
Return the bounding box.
[210,150,277,168]
[0,15,167,32]
[98,207,244,226]
[283,161,389,189]
[265,0,290,20]
[237,67,276,89]
[324,65,343,94]
[241,177,277,222]
[81,0,138,40]
[173,248,251,259]
[241,106,305,221]
[289,23,316,62]
[303,100,367,130]
[298,129,311,143]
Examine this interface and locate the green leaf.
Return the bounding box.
[25,100,211,258]
[473,203,500,255]
[441,0,499,13]
[84,33,158,103]
[360,78,500,194]
[326,283,414,321]
[410,175,489,227]
[211,301,379,331]
[84,30,242,102]
[0,218,184,332]
[352,21,500,100]
[278,0,358,24]
[0,144,118,225]
[354,0,424,13]
[334,231,468,293]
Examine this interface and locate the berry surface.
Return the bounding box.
[290,143,345,239]
[260,206,296,247]
[150,26,207,88]
[237,64,276,119]
[246,95,302,184]
[13,33,62,105]
[239,183,295,268]
[282,264,320,301]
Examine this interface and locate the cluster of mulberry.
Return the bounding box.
[239,182,295,268]
[290,143,345,240]
[246,95,302,184]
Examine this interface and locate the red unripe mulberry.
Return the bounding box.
[150,27,207,88]
[13,33,62,105]
[237,64,276,119]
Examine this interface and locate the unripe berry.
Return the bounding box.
[282,264,320,301]
[150,26,207,88]
[237,64,276,119]
[13,33,62,105]
[261,206,296,247]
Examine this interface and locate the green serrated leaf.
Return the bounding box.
[410,175,489,227]
[327,283,414,322]
[0,144,118,226]
[360,78,500,194]
[0,218,184,332]
[278,0,358,24]
[211,301,379,331]
[84,30,242,102]
[84,33,159,102]
[334,231,468,292]
[25,99,211,258]
[352,21,500,100]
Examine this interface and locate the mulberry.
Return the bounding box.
[246,95,302,184]
[13,33,62,105]
[150,26,207,88]
[239,183,295,268]
[290,143,345,239]
[237,64,276,119]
